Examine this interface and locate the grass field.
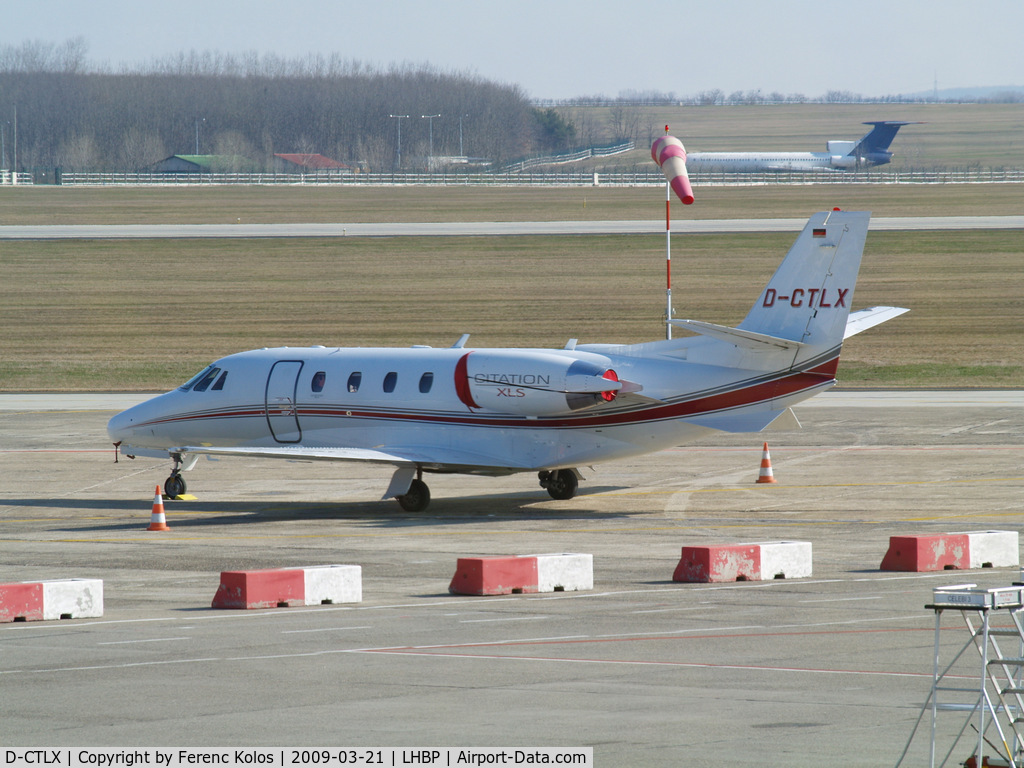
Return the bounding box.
[2,183,1021,391]
[2,181,1024,222]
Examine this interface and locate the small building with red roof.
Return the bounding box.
[272,153,354,173]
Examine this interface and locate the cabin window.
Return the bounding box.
[419,372,434,393]
[347,372,362,393]
[211,371,228,391]
[383,371,398,393]
[311,371,326,393]
[191,367,222,392]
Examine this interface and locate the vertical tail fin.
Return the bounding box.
[852,120,921,165]
[738,210,870,367]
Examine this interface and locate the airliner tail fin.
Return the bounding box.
[851,120,922,165]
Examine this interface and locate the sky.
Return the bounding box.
[6,0,1024,100]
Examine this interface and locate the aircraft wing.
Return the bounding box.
[170,444,533,474]
[844,306,910,339]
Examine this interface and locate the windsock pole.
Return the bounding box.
[665,126,672,339]
[651,127,694,340]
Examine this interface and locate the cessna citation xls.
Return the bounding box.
[108,209,906,511]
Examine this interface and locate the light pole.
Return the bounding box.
[421,114,440,169]
[458,114,469,158]
[388,114,409,170]
[194,117,205,155]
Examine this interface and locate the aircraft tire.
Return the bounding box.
[164,473,186,498]
[396,478,430,512]
[544,469,578,501]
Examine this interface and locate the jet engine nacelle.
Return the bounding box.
[826,140,856,155]
[829,155,858,169]
[456,351,622,416]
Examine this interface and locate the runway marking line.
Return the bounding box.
[349,623,973,681]
[0,624,963,682]
[96,636,191,645]
[356,648,940,679]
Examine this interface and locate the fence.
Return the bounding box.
[56,167,1024,187]
[504,141,636,172]
[0,171,33,185]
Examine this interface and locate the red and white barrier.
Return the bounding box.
[673,541,812,583]
[536,553,593,593]
[0,578,104,622]
[449,553,593,596]
[880,531,1018,572]
[211,565,361,609]
[964,530,1020,569]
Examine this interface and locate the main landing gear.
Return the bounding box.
[538,469,579,501]
[396,474,431,513]
[394,468,581,511]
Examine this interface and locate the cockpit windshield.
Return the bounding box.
[179,365,214,391]
[178,365,226,392]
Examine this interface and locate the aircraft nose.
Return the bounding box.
[107,408,136,442]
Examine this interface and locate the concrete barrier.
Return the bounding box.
[880,531,1018,572]
[449,553,593,596]
[536,553,594,592]
[673,541,812,583]
[0,578,104,622]
[211,565,361,609]
[963,530,1019,569]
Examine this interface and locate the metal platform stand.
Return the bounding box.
[896,584,1024,768]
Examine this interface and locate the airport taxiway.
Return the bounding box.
[1,391,1022,766]
[2,215,1023,239]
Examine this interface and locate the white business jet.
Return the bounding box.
[108,209,906,511]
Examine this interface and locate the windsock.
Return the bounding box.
[651,134,695,205]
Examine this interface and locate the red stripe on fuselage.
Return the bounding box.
[138,361,836,434]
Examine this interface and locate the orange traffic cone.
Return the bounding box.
[147,485,170,531]
[756,442,777,484]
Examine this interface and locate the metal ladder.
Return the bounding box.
[896,584,1024,768]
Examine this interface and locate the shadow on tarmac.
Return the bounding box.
[1,485,648,533]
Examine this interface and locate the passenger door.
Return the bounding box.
[265,360,303,443]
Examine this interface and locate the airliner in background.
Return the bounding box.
[686,121,921,172]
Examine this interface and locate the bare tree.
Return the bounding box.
[0,40,542,173]
[119,127,165,170]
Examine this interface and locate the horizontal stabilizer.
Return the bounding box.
[844,306,910,339]
[669,319,806,351]
[686,407,802,434]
